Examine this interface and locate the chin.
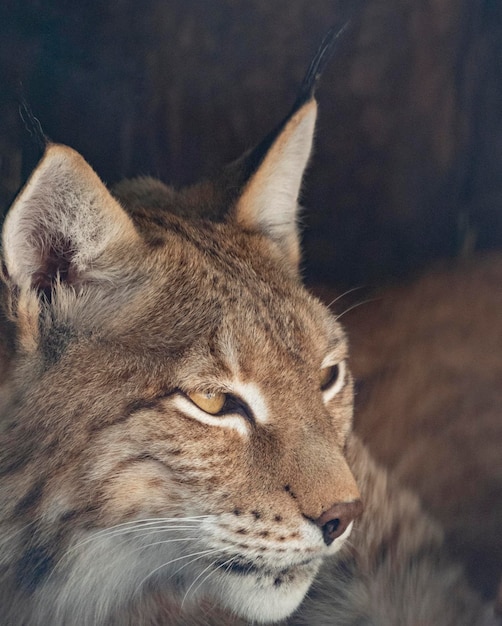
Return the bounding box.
[204,559,321,623]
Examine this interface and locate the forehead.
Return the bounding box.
[125,218,346,368]
[49,213,346,398]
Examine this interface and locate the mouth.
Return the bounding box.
[214,555,320,582]
[215,557,261,576]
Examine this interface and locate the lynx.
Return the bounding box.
[0,30,498,625]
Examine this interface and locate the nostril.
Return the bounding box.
[321,516,345,546]
[315,499,363,546]
[323,518,341,543]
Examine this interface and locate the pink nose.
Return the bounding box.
[314,499,363,546]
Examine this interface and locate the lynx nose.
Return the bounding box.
[314,499,363,546]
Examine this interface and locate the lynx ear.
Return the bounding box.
[231,25,347,267]
[233,101,317,267]
[2,144,139,294]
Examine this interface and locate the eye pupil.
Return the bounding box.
[188,391,227,414]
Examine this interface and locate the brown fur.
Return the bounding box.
[0,60,499,625]
[0,101,360,623]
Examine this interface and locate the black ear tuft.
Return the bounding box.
[18,99,49,151]
[226,24,351,268]
[225,23,351,197]
[292,22,351,115]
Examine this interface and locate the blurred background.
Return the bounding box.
[1,0,501,288]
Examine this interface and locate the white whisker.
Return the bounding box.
[166,546,232,583]
[51,522,206,583]
[133,547,227,597]
[182,554,237,608]
[88,515,211,533]
[0,520,37,547]
[335,298,376,321]
[128,537,199,555]
[85,524,201,543]
[63,518,208,555]
[325,285,366,309]
[89,515,212,535]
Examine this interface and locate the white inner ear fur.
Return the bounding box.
[2,144,139,290]
[235,100,317,266]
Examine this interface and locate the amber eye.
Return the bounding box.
[320,363,342,391]
[187,391,227,415]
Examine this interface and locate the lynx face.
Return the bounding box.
[0,37,361,626]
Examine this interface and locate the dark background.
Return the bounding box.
[1,0,501,287]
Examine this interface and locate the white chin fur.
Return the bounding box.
[205,560,321,623]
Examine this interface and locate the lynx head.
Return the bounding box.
[0,28,361,624]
